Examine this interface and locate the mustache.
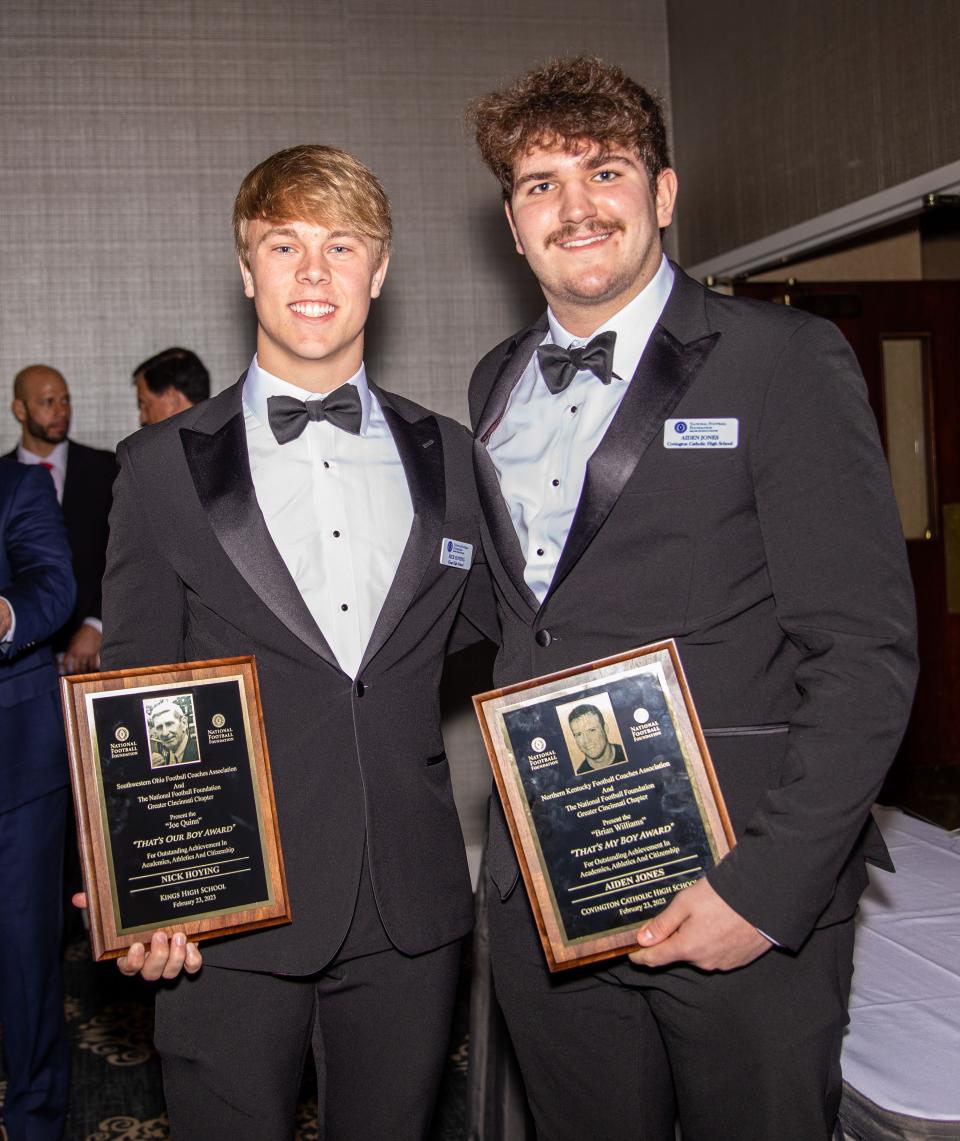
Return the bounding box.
[545,219,625,248]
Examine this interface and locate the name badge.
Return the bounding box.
[440,538,473,571]
[664,418,739,449]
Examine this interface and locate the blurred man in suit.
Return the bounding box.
[8,364,115,672]
[133,347,210,425]
[0,459,76,1141]
[466,56,916,1141]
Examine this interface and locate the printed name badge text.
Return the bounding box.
[664,418,739,449]
[440,538,473,570]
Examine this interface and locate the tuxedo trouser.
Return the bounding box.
[0,786,69,1141]
[154,938,461,1141]
[488,878,854,1141]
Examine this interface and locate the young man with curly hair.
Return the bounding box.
[466,56,916,1141]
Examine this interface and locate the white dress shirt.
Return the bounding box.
[487,255,674,601]
[242,356,413,679]
[17,440,67,503]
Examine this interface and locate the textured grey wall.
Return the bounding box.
[0,0,669,452]
[667,0,960,267]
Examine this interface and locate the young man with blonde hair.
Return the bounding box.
[466,56,916,1141]
[92,144,493,1139]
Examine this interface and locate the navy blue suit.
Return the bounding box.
[0,460,76,1141]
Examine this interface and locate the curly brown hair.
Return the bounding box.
[467,56,670,198]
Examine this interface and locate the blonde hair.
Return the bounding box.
[233,145,392,265]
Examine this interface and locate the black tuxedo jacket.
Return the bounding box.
[470,266,917,952]
[102,376,492,974]
[5,440,115,650]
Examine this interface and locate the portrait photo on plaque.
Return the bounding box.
[474,640,735,971]
[556,693,628,778]
[143,693,201,769]
[62,657,290,961]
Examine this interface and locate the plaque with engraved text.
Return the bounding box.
[474,641,734,972]
[61,657,290,961]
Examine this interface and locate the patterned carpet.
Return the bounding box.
[0,931,470,1140]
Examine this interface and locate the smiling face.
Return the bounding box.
[239,218,389,393]
[506,142,677,336]
[570,711,610,762]
[152,706,187,753]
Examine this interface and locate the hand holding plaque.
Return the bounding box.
[62,657,290,961]
[474,640,734,971]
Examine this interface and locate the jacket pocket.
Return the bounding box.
[702,723,789,738]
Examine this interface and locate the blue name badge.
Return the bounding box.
[440,538,473,571]
[664,418,739,449]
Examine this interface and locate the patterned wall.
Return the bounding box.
[0,0,670,452]
[667,0,960,267]
[0,0,670,867]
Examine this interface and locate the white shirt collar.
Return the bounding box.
[242,354,373,435]
[17,438,68,473]
[545,255,675,382]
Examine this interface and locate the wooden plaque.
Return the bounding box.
[61,656,291,961]
[474,640,735,972]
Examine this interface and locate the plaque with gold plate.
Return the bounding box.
[474,640,734,972]
[61,657,290,961]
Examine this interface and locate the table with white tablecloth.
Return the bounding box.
[840,807,960,1140]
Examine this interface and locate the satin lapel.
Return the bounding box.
[473,319,546,616]
[473,439,539,615]
[179,387,340,669]
[60,441,79,525]
[359,396,445,670]
[474,319,547,441]
[547,321,720,600]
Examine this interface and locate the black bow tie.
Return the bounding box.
[267,386,363,444]
[536,330,617,394]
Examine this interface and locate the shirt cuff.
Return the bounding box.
[82,617,103,633]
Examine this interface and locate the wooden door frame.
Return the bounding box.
[683,159,960,284]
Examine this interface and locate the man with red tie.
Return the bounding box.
[8,364,115,673]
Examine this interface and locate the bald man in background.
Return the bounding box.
[7,365,116,673]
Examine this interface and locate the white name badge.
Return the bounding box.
[664,418,739,449]
[440,538,473,570]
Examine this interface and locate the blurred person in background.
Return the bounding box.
[132,347,210,425]
[7,365,115,673]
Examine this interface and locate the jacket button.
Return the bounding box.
[355,680,365,697]
[535,629,552,647]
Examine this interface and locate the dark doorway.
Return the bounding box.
[735,280,960,828]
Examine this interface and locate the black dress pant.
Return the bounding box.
[488,880,854,1141]
[154,938,461,1141]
